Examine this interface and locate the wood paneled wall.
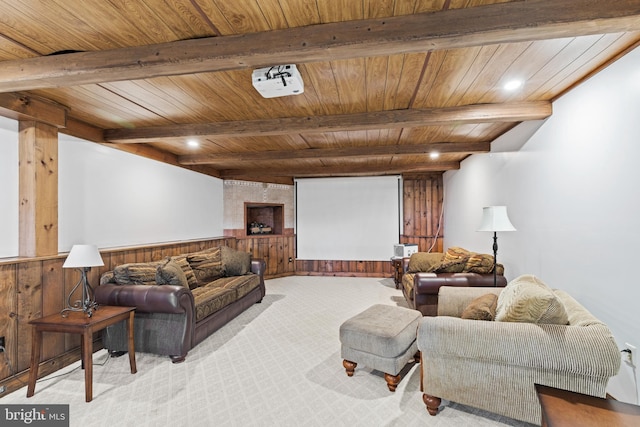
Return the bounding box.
[295,174,444,276]
[0,237,235,396]
[236,235,296,278]
[401,174,445,253]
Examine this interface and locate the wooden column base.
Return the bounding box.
[423,393,441,415]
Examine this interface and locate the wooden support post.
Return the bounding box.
[19,120,58,257]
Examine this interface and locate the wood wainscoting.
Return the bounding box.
[0,237,235,397]
[295,260,394,277]
[236,234,296,278]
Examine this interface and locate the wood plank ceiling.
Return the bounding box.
[1,0,640,184]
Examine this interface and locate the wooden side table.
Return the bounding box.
[536,384,640,427]
[27,305,137,402]
[390,257,404,289]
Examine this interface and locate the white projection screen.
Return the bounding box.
[295,176,401,261]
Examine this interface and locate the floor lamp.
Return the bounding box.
[477,206,516,286]
[62,244,104,317]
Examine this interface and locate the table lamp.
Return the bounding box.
[62,244,104,317]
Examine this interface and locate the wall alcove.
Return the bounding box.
[244,202,284,236]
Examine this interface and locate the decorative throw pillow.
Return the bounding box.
[113,261,162,286]
[495,275,569,324]
[187,247,224,285]
[156,259,189,288]
[433,247,471,273]
[433,259,467,273]
[461,293,498,321]
[221,246,251,276]
[443,247,471,263]
[100,271,116,285]
[407,252,443,273]
[464,253,495,274]
[170,255,199,290]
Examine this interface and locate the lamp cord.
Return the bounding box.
[427,187,445,253]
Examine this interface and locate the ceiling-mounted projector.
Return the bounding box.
[252,64,304,98]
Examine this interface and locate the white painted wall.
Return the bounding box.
[58,134,223,252]
[0,116,19,258]
[0,123,224,257]
[443,46,640,404]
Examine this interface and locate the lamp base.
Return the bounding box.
[61,268,98,318]
[61,300,98,318]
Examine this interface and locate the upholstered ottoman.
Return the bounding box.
[339,304,421,391]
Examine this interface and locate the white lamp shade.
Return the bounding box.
[477,206,516,232]
[63,244,104,268]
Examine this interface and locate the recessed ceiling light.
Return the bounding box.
[430,151,440,159]
[187,139,199,148]
[504,79,523,91]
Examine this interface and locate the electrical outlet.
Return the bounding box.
[624,342,636,364]
[0,386,5,394]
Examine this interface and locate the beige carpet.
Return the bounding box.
[2,276,534,427]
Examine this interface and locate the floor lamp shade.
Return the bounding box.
[477,206,516,232]
[62,245,104,317]
[477,206,516,286]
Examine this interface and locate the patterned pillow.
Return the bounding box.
[461,293,498,321]
[495,275,568,324]
[407,252,443,273]
[156,259,189,288]
[221,246,251,276]
[187,247,224,285]
[443,247,471,263]
[433,259,467,273]
[100,271,116,285]
[113,261,162,286]
[170,255,199,290]
[465,253,495,274]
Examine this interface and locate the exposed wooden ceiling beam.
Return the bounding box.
[106,102,551,142]
[220,162,461,179]
[1,0,639,92]
[179,142,490,165]
[0,92,67,128]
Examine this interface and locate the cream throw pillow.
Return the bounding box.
[495,274,569,325]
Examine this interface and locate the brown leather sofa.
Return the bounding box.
[401,250,506,316]
[95,246,266,363]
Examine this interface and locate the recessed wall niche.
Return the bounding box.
[245,203,283,235]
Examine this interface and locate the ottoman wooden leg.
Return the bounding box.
[423,393,441,415]
[343,359,357,377]
[384,373,401,392]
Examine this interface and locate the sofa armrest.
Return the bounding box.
[417,316,621,377]
[251,258,266,278]
[402,257,410,274]
[95,283,194,314]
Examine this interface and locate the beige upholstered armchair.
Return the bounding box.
[417,284,621,425]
